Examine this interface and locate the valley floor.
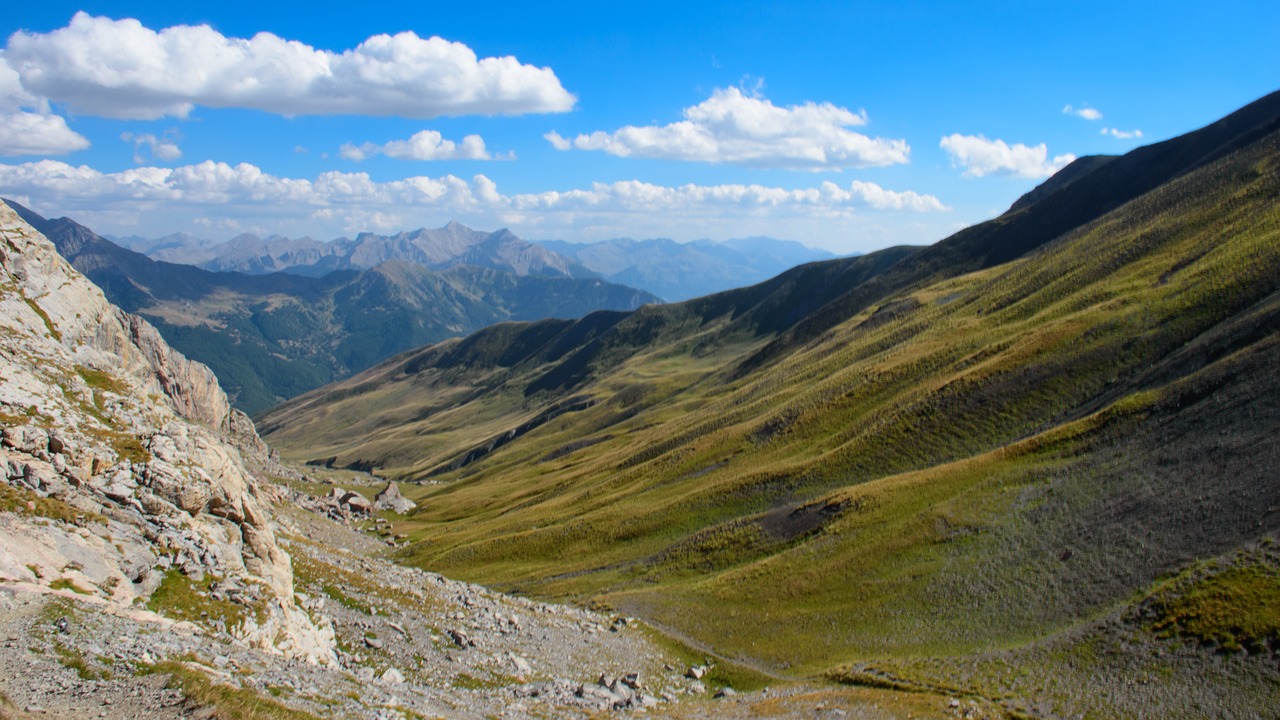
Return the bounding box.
[0,491,974,720]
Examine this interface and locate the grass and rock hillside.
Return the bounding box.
[261,91,1280,717]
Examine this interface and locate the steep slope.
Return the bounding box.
[540,235,838,301]
[261,87,1280,707]
[0,201,333,663]
[4,201,659,414]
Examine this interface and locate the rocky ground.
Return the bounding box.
[0,488,982,720]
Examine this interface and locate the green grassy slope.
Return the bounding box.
[262,92,1280,709]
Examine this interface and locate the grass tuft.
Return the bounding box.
[140,660,321,720]
[1149,561,1280,652]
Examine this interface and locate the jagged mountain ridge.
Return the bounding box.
[5,200,660,414]
[0,201,334,663]
[259,88,1280,713]
[120,223,838,303]
[131,221,597,279]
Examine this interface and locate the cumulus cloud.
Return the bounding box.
[0,55,89,156]
[1063,104,1103,121]
[939,134,1075,178]
[0,57,38,111]
[546,87,909,170]
[341,130,495,162]
[1101,127,1144,140]
[0,159,946,241]
[544,131,572,151]
[3,12,576,120]
[0,112,91,156]
[121,132,182,163]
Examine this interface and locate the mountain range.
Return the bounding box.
[114,226,837,302]
[5,201,658,415]
[257,90,1280,716]
[537,236,839,301]
[118,222,593,279]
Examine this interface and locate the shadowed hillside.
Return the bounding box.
[261,91,1280,716]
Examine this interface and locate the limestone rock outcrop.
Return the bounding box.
[374,481,417,514]
[0,202,334,663]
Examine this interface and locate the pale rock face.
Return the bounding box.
[374,481,417,514]
[0,202,334,664]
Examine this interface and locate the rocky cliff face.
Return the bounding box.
[0,202,334,663]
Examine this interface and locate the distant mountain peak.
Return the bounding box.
[537,235,837,301]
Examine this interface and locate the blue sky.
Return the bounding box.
[0,1,1276,253]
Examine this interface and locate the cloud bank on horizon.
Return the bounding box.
[0,4,1266,252]
[0,159,946,242]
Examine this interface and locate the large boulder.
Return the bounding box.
[340,491,374,514]
[373,482,417,514]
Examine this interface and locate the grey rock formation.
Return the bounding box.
[0,202,334,664]
[373,482,416,514]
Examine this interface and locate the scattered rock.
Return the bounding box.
[339,491,373,514]
[511,654,532,676]
[448,628,475,648]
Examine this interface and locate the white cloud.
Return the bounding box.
[544,131,572,151]
[939,134,1075,179]
[0,160,946,245]
[1063,104,1103,121]
[546,87,909,170]
[505,179,947,214]
[3,12,576,120]
[0,55,89,156]
[0,57,39,112]
[1101,127,1144,140]
[341,130,494,162]
[121,132,182,163]
[0,112,90,156]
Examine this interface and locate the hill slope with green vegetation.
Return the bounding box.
[2,201,659,414]
[261,91,1280,716]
